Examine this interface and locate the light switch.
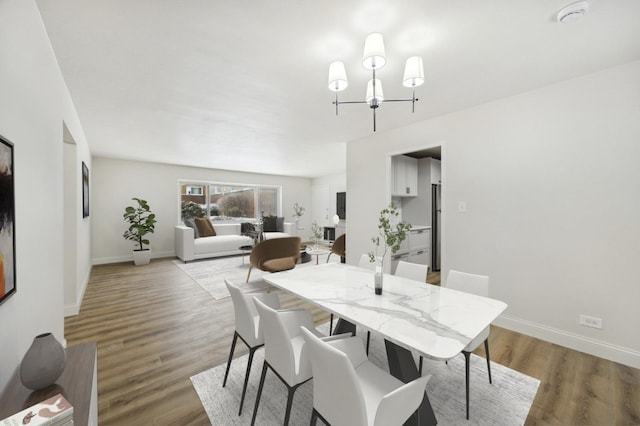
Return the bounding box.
[458,201,466,212]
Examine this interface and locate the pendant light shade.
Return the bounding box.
[362,33,386,70]
[328,33,423,131]
[402,56,424,88]
[328,61,348,92]
[366,79,384,104]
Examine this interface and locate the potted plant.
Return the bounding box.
[368,203,411,294]
[310,221,323,249]
[123,197,157,265]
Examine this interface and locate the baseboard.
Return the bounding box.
[92,250,175,265]
[64,265,93,317]
[495,314,640,369]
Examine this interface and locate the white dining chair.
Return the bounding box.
[394,261,430,374]
[394,260,429,282]
[445,269,492,420]
[328,253,372,338]
[251,298,346,425]
[355,253,379,353]
[223,280,280,415]
[358,253,375,270]
[300,326,431,426]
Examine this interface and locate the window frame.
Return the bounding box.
[178,179,282,223]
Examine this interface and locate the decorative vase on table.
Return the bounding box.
[374,258,384,295]
[20,333,66,390]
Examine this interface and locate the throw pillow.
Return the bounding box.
[194,217,216,237]
[262,215,277,232]
[241,222,255,234]
[184,218,200,238]
[276,216,284,232]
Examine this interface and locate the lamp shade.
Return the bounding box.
[362,33,386,70]
[333,214,340,225]
[366,79,384,104]
[328,61,348,92]
[402,56,424,88]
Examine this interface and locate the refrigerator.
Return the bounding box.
[431,184,441,271]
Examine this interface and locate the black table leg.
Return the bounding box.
[332,318,356,336]
[385,340,438,426]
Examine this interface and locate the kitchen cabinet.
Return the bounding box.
[391,226,431,272]
[391,155,418,197]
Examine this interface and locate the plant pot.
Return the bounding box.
[133,249,152,266]
[20,333,66,390]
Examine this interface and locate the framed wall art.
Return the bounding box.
[82,161,89,218]
[0,134,15,305]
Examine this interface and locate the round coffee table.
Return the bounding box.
[306,247,329,265]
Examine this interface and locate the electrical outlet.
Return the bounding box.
[579,314,603,329]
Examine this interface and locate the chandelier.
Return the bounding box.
[328,33,425,131]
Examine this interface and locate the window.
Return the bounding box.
[180,181,280,221]
[185,185,203,195]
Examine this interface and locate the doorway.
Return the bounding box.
[63,123,78,315]
[388,144,442,283]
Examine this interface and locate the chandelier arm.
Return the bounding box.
[380,98,420,103]
[373,105,376,132]
[412,87,416,113]
[333,100,369,105]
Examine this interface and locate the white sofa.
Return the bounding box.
[175,221,294,262]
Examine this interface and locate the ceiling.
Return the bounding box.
[35,0,640,178]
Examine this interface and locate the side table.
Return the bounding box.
[239,245,253,265]
[306,248,329,265]
[0,342,98,426]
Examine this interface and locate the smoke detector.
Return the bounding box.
[557,1,589,23]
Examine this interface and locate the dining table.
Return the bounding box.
[264,262,508,426]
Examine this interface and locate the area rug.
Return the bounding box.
[173,254,338,300]
[173,256,269,299]
[191,323,540,425]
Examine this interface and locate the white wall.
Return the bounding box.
[91,157,312,264]
[0,0,92,390]
[347,60,640,368]
[311,173,346,233]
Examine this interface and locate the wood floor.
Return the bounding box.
[65,258,640,425]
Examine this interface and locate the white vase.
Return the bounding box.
[133,249,152,265]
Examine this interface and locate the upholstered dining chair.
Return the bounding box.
[394,260,429,282]
[325,234,346,333]
[353,253,380,352]
[357,253,375,270]
[326,233,346,263]
[223,280,280,415]
[251,298,345,426]
[246,236,301,282]
[394,261,430,374]
[300,326,431,426]
[445,270,492,420]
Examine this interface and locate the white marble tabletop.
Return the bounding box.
[264,263,507,361]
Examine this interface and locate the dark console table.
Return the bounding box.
[0,341,98,426]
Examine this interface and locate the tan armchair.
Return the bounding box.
[246,236,301,282]
[326,233,346,263]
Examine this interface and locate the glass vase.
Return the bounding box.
[374,262,383,295]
